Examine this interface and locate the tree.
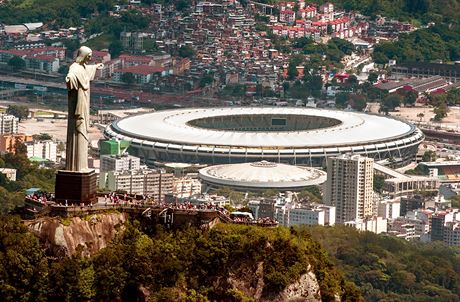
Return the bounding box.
[433,102,448,121]
[287,64,298,80]
[8,56,26,71]
[381,94,402,113]
[262,189,279,198]
[6,105,29,121]
[367,72,379,84]
[347,75,358,87]
[178,45,195,58]
[33,133,52,141]
[109,40,123,58]
[176,0,189,11]
[373,175,385,193]
[64,38,80,59]
[282,82,290,94]
[307,75,323,92]
[349,94,368,111]
[422,150,436,162]
[121,72,135,85]
[403,90,418,106]
[417,112,425,122]
[335,92,349,108]
[199,71,214,88]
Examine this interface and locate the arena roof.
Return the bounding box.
[111,107,415,148]
[199,161,327,189]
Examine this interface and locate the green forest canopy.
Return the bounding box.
[306,225,460,302]
[0,217,362,302]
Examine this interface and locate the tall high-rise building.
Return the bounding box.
[0,114,19,135]
[324,154,375,224]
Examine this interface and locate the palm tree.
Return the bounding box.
[417,112,424,123]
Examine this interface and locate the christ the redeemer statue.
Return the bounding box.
[65,46,103,171]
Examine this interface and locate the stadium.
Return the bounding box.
[104,107,424,167]
[199,161,327,192]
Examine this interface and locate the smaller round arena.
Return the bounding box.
[199,161,327,192]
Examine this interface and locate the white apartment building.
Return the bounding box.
[324,154,375,224]
[0,114,19,134]
[444,222,460,247]
[99,169,173,201]
[25,140,57,162]
[274,203,336,227]
[345,217,387,234]
[173,177,202,198]
[0,168,16,181]
[100,154,141,172]
[389,216,430,240]
[378,197,401,219]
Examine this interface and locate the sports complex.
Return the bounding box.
[104,107,424,167]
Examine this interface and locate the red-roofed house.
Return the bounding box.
[119,54,155,67]
[96,58,122,79]
[24,54,59,73]
[91,50,111,63]
[280,9,296,23]
[32,47,66,60]
[173,58,191,75]
[298,6,317,19]
[0,49,60,73]
[113,65,166,84]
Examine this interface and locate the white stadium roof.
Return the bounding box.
[111,107,415,148]
[199,161,327,189]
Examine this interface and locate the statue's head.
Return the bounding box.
[75,46,92,64]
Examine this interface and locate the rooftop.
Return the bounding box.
[199,161,327,189]
[111,107,417,148]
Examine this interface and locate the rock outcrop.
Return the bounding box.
[25,213,126,257]
[227,262,322,302]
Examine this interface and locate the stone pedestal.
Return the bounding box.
[55,170,97,205]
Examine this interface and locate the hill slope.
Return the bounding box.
[305,225,460,302]
[0,215,362,302]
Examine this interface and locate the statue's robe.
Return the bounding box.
[65,63,98,172]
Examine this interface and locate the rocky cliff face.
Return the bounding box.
[227,262,323,302]
[25,213,126,257]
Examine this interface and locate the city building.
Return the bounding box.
[391,62,460,83]
[248,199,276,220]
[378,197,401,219]
[99,169,173,200]
[25,140,57,162]
[324,154,375,224]
[100,154,141,172]
[0,114,19,135]
[443,222,460,247]
[120,31,145,53]
[24,55,59,73]
[0,134,33,154]
[431,211,455,241]
[0,168,17,181]
[400,195,426,216]
[345,217,388,234]
[274,203,336,227]
[99,139,130,156]
[373,163,439,196]
[173,176,202,198]
[112,65,166,84]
